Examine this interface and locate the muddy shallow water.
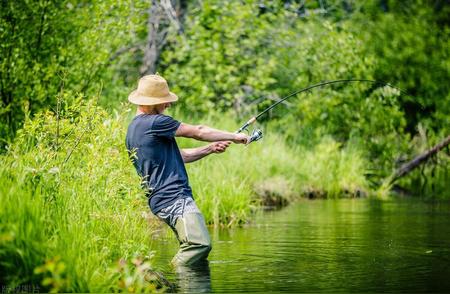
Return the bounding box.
[151,198,450,292]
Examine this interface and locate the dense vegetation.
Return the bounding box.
[1,0,448,292]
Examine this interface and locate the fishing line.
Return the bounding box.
[237,79,409,143]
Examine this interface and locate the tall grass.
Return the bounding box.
[296,137,369,197]
[0,100,159,292]
[0,99,370,290]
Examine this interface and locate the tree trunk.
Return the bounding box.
[386,134,450,185]
[140,0,186,76]
[140,0,161,75]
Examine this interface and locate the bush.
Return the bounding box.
[0,98,158,292]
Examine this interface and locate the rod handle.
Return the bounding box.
[237,117,256,133]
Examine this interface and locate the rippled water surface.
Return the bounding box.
[151,199,450,292]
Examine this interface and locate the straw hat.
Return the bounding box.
[128,75,178,105]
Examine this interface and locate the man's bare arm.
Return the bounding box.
[181,142,231,163]
[176,123,248,144]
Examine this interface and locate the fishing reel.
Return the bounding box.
[248,128,263,144]
[237,117,263,145]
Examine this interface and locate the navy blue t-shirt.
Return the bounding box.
[125,114,193,213]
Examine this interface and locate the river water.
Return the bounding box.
[151,198,450,292]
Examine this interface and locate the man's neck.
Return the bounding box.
[137,106,159,115]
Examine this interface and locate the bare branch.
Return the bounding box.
[108,44,143,63]
[386,134,450,186]
[160,0,183,33]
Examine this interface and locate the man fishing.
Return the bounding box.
[125,74,249,266]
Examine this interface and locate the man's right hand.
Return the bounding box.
[233,133,251,144]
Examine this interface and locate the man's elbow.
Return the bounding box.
[180,151,191,163]
[194,125,207,140]
[176,123,206,140]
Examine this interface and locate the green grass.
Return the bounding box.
[0,102,160,292]
[296,137,369,197]
[0,99,371,291]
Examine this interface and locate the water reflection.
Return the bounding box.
[174,260,211,293]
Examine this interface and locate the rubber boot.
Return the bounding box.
[171,212,212,266]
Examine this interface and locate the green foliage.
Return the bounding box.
[354,3,450,133]
[0,98,160,291]
[115,257,167,293]
[161,0,278,115]
[2,0,448,189]
[34,256,69,293]
[0,0,146,146]
[265,18,409,169]
[160,0,448,185]
[159,1,393,151]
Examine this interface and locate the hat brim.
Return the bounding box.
[128,91,178,106]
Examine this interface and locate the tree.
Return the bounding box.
[0,1,144,147]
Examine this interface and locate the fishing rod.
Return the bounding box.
[237,79,406,144]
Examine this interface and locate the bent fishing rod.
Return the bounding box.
[237,79,406,144]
